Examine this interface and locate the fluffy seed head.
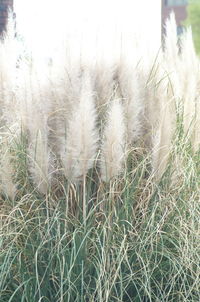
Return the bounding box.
[100,100,126,182]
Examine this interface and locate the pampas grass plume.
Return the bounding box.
[179,28,199,144]
[28,129,51,194]
[61,72,98,181]
[100,99,126,182]
[0,145,17,201]
[118,63,145,145]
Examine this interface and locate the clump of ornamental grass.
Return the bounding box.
[0,12,199,197]
[0,12,200,302]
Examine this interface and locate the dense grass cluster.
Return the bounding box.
[0,14,200,301]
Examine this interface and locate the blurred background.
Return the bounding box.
[0,0,199,54]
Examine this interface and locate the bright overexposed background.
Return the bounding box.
[14,0,161,60]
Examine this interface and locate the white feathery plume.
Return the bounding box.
[164,12,179,65]
[179,28,199,143]
[28,128,51,194]
[150,50,176,178]
[193,94,200,152]
[164,12,182,101]
[144,53,175,148]
[0,13,17,127]
[94,60,117,108]
[0,144,17,201]
[190,40,200,152]
[28,115,52,195]
[46,48,83,156]
[118,60,145,145]
[100,100,126,182]
[151,95,174,179]
[61,72,98,181]
[22,61,53,194]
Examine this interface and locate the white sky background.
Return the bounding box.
[14,0,161,61]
